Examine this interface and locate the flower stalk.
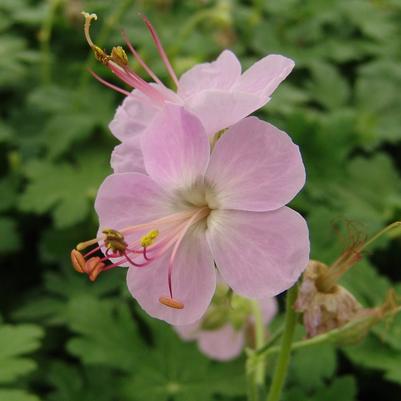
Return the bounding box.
[266,285,298,401]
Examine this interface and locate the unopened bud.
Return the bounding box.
[201,307,227,330]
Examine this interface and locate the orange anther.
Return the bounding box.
[71,249,86,273]
[84,257,105,281]
[159,296,184,309]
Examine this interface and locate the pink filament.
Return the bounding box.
[141,14,179,88]
[120,29,164,85]
[88,69,131,96]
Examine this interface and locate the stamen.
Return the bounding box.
[88,69,132,97]
[103,228,128,254]
[108,62,166,103]
[111,46,128,67]
[71,249,86,273]
[76,236,103,251]
[140,14,179,88]
[159,296,184,309]
[166,207,209,299]
[140,229,159,247]
[120,29,164,85]
[85,257,105,281]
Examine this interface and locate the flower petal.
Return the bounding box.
[109,90,160,141]
[260,297,278,325]
[178,50,241,98]
[233,54,294,100]
[127,226,216,325]
[207,207,310,299]
[185,90,264,136]
[95,172,171,232]
[205,117,305,211]
[141,104,210,191]
[174,321,200,341]
[110,137,146,174]
[197,325,244,361]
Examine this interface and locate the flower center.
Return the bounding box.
[71,183,217,310]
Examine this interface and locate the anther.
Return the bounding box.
[76,237,101,251]
[71,249,86,273]
[111,46,128,66]
[159,296,184,309]
[140,229,159,248]
[103,228,128,254]
[84,257,105,282]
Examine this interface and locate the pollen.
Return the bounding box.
[159,296,184,309]
[103,228,128,254]
[140,229,159,247]
[111,46,128,66]
[71,249,86,273]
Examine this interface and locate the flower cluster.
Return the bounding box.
[71,12,310,326]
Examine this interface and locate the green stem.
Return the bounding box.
[266,285,298,401]
[256,305,401,359]
[251,301,266,385]
[39,0,61,83]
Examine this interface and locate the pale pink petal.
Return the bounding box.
[174,321,201,341]
[127,226,216,325]
[207,207,310,299]
[141,104,210,191]
[205,117,305,211]
[233,55,295,100]
[178,50,241,98]
[95,173,171,232]
[184,90,264,136]
[110,137,146,174]
[109,84,180,141]
[109,90,160,141]
[197,324,244,361]
[259,297,278,325]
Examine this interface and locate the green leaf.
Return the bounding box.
[27,85,115,158]
[285,376,357,401]
[340,260,390,307]
[307,62,350,110]
[66,296,143,371]
[290,344,337,389]
[121,321,246,401]
[0,323,43,383]
[343,334,401,385]
[0,389,40,401]
[0,217,21,253]
[46,362,116,401]
[329,154,401,231]
[19,151,110,228]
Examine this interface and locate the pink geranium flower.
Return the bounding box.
[73,104,309,325]
[81,13,294,174]
[175,292,278,361]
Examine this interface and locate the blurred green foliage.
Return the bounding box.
[1,0,401,400]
